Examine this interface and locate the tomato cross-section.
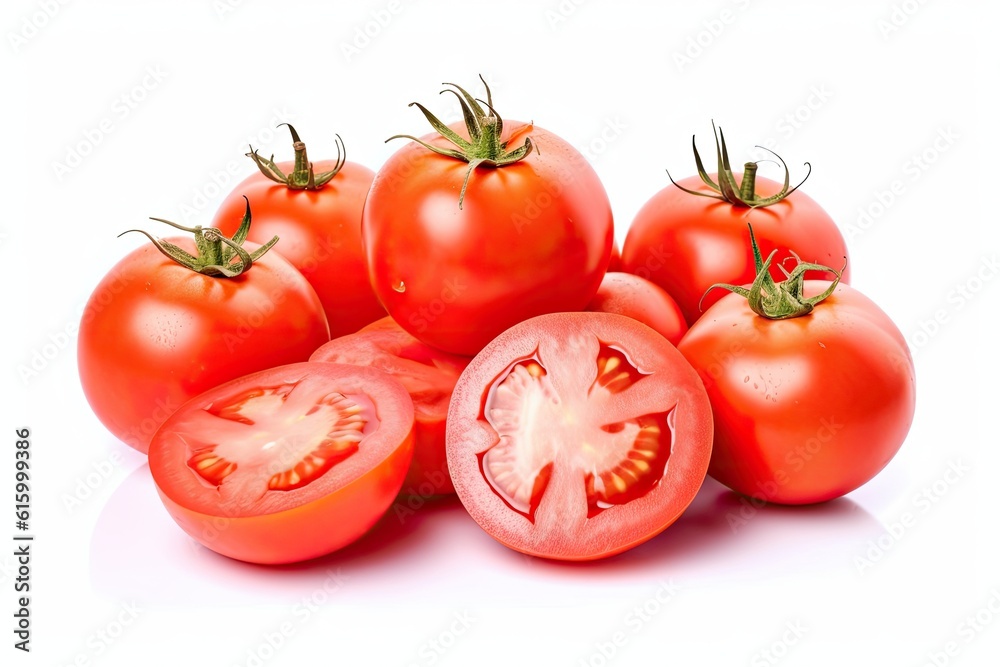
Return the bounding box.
[447,312,713,561]
[310,317,471,496]
[149,362,414,564]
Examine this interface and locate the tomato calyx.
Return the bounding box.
[119,197,278,278]
[246,123,346,190]
[386,75,535,209]
[703,225,843,319]
[667,121,812,208]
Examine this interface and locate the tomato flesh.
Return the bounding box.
[310,317,470,496]
[447,312,713,561]
[149,362,414,564]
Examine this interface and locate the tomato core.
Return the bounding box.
[175,380,379,509]
[477,344,674,524]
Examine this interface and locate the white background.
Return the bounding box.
[3,1,999,665]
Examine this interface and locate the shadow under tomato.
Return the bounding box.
[496,477,885,581]
[89,463,464,605]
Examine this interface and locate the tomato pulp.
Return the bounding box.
[447,312,713,560]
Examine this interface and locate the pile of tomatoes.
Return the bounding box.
[78,78,916,564]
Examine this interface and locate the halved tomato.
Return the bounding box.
[310,317,471,496]
[148,362,414,564]
[446,312,713,560]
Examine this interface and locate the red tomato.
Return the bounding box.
[447,312,713,560]
[677,232,914,504]
[621,126,849,324]
[310,317,471,496]
[608,239,623,272]
[148,362,414,564]
[78,217,329,453]
[587,272,688,346]
[214,126,384,338]
[362,79,613,355]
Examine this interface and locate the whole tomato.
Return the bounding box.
[362,77,614,355]
[678,226,915,504]
[622,124,849,324]
[586,272,687,346]
[214,125,384,338]
[78,205,330,453]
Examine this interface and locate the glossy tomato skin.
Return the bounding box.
[78,240,329,454]
[447,312,713,560]
[608,239,623,272]
[587,272,687,346]
[214,160,384,338]
[310,317,471,496]
[363,122,614,355]
[621,174,850,324]
[678,281,915,505]
[148,363,414,564]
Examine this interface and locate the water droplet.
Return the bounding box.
[818,341,826,348]
[393,280,405,293]
[743,376,750,383]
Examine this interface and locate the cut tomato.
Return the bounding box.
[310,317,471,496]
[446,312,713,560]
[148,362,414,564]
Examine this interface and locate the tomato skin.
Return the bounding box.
[148,362,414,564]
[608,239,623,272]
[621,174,850,324]
[447,312,713,561]
[77,240,329,454]
[587,272,688,346]
[214,160,384,338]
[363,122,613,355]
[678,281,915,504]
[310,317,471,496]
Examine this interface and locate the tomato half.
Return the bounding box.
[446,312,713,560]
[621,128,849,324]
[310,317,471,496]
[78,234,329,454]
[214,127,384,338]
[587,272,688,346]
[362,80,613,355]
[678,281,915,504]
[148,362,414,564]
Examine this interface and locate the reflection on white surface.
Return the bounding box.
[91,464,885,607]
